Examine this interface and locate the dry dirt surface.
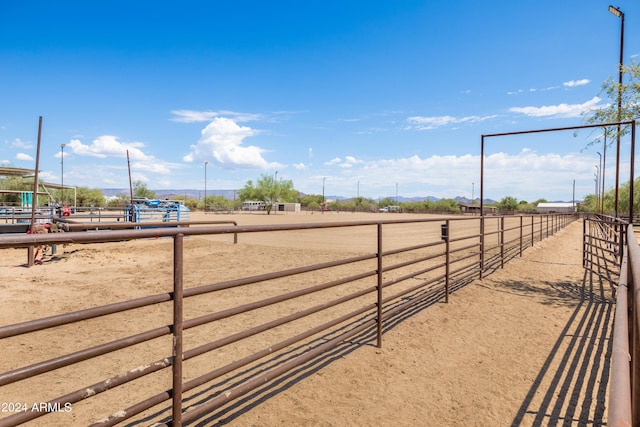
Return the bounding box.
[0,212,614,426]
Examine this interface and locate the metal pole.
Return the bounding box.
[28,116,43,267]
[172,234,184,426]
[630,120,636,222]
[127,150,134,222]
[60,143,65,207]
[204,161,208,214]
[602,131,607,214]
[480,136,485,217]
[322,177,326,211]
[376,223,383,348]
[597,152,602,209]
[609,5,624,217]
[395,182,398,206]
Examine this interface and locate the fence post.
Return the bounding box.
[620,222,625,265]
[445,219,450,303]
[480,216,485,279]
[500,216,505,269]
[172,234,184,427]
[519,216,523,257]
[540,216,543,243]
[582,218,587,268]
[376,223,383,348]
[531,216,534,248]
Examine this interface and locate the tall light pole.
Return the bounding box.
[602,131,607,213]
[60,143,65,207]
[596,152,602,210]
[322,177,326,207]
[273,170,279,214]
[395,183,398,206]
[472,182,475,205]
[595,165,600,205]
[204,161,208,214]
[609,5,624,217]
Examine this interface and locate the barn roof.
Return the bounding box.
[537,202,575,208]
[0,166,36,177]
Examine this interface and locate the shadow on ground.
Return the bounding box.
[510,269,615,427]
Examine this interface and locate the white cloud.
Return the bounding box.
[563,79,590,88]
[65,135,176,177]
[406,114,498,130]
[324,156,364,168]
[68,135,151,160]
[301,149,601,201]
[183,117,280,169]
[16,153,33,161]
[171,109,263,123]
[509,96,604,118]
[10,138,31,149]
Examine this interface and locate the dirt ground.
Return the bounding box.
[0,212,614,426]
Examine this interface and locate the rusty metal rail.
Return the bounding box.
[608,223,640,426]
[583,216,624,284]
[0,214,575,426]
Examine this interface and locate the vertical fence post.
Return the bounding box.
[172,234,184,427]
[629,225,640,423]
[540,216,543,243]
[546,215,549,239]
[445,219,450,303]
[376,223,383,348]
[582,218,587,268]
[500,216,505,269]
[480,216,485,279]
[620,222,625,265]
[519,216,523,257]
[531,216,534,248]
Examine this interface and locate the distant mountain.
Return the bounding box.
[102,188,499,204]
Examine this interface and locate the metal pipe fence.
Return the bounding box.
[0,213,574,426]
[608,222,640,426]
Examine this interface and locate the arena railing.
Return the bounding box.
[0,214,575,426]
[608,222,640,426]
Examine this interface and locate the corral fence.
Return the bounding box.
[0,213,574,426]
[583,215,625,284]
[608,216,640,427]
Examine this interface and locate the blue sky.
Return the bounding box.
[1,1,639,202]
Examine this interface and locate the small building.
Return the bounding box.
[273,202,301,213]
[536,202,576,214]
[458,203,497,215]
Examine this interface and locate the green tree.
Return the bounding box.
[300,194,324,208]
[378,197,396,209]
[497,196,518,211]
[582,60,640,149]
[106,193,130,208]
[433,198,459,213]
[0,176,28,206]
[237,173,297,214]
[74,187,106,207]
[203,194,232,211]
[133,181,157,199]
